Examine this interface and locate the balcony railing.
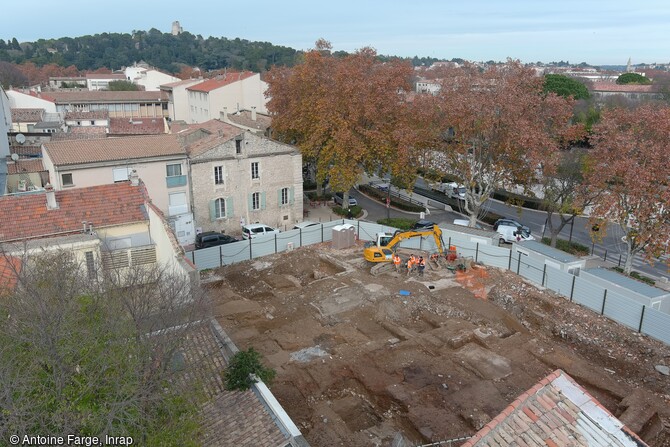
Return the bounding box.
[166,175,187,188]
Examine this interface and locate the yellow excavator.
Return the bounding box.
[363,226,446,263]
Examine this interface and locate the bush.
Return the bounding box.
[377,218,416,230]
[303,180,317,191]
[306,191,332,201]
[540,237,590,256]
[492,189,544,210]
[611,267,656,285]
[333,205,362,218]
[224,348,276,391]
[358,185,425,212]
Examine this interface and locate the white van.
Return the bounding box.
[242,223,280,239]
[497,223,534,244]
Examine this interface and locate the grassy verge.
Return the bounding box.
[376,218,416,230]
[333,205,363,218]
[540,237,590,256]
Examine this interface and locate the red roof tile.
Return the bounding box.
[591,82,658,93]
[49,90,167,103]
[0,256,22,296]
[10,108,44,123]
[461,369,649,447]
[43,134,185,165]
[6,159,45,174]
[85,73,126,80]
[65,110,110,120]
[187,72,256,93]
[172,119,243,157]
[0,182,148,242]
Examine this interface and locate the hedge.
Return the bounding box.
[333,205,363,218]
[540,237,589,256]
[376,218,416,230]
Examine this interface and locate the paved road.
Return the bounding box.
[411,177,670,281]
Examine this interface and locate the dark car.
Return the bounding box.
[195,232,237,249]
[412,219,437,230]
[493,218,530,234]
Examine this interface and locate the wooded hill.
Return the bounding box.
[0,29,442,75]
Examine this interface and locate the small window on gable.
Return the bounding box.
[62,173,73,186]
[235,137,242,154]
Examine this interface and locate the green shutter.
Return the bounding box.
[277,189,282,206]
[248,193,253,211]
[261,192,266,210]
[208,200,216,222]
[289,186,295,205]
[226,198,234,217]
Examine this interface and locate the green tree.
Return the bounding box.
[616,73,651,85]
[543,74,590,100]
[223,348,276,391]
[107,79,139,91]
[0,250,207,445]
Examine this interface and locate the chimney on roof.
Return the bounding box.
[221,107,229,123]
[82,221,88,233]
[129,169,139,186]
[45,183,58,210]
[251,106,257,121]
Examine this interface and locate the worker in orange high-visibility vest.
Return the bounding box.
[418,256,426,276]
[406,255,414,276]
[392,253,402,272]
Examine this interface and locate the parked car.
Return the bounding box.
[195,231,237,249]
[334,192,358,207]
[494,218,530,235]
[496,222,534,244]
[242,223,281,239]
[369,181,390,192]
[293,221,320,230]
[453,219,484,230]
[412,219,437,230]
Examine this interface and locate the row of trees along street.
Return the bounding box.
[266,40,670,275]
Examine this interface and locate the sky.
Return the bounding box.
[4,0,670,66]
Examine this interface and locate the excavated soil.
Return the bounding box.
[205,242,670,447]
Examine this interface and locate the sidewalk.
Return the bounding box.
[302,196,369,223]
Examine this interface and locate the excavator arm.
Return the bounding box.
[363,226,445,263]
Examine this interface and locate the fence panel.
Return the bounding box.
[641,307,670,345]
[300,225,325,246]
[250,235,277,259]
[572,276,606,313]
[545,268,575,297]
[476,245,511,269]
[603,290,645,331]
[221,240,253,265]
[276,230,301,252]
[357,221,384,241]
[517,256,544,285]
[190,247,222,270]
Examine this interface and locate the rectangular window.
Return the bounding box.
[62,173,73,186]
[236,139,242,154]
[166,163,182,177]
[281,187,289,205]
[85,251,96,279]
[215,198,225,218]
[113,167,130,182]
[214,166,224,185]
[252,192,260,210]
[251,162,259,179]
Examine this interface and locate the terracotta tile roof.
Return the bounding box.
[591,82,659,93]
[50,130,108,141]
[10,108,44,123]
[173,119,243,158]
[43,134,185,166]
[0,256,22,296]
[225,110,271,133]
[9,145,42,157]
[69,126,108,135]
[65,110,109,120]
[0,182,148,242]
[7,159,46,174]
[187,72,256,93]
[85,73,126,80]
[109,117,166,135]
[180,321,293,447]
[461,369,648,447]
[49,91,167,103]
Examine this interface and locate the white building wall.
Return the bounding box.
[190,132,303,237]
[164,80,201,122]
[136,70,180,92]
[6,90,57,113]
[0,87,11,157]
[147,204,194,282]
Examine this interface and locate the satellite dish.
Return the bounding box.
[10,153,19,161]
[16,133,26,144]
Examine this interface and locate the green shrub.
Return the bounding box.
[223,348,276,391]
[377,218,416,230]
[492,189,543,210]
[611,267,656,285]
[306,191,332,201]
[303,180,317,191]
[540,237,589,256]
[333,205,362,218]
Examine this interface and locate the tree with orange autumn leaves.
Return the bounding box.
[586,104,670,274]
[265,40,417,205]
[422,61,582,226]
